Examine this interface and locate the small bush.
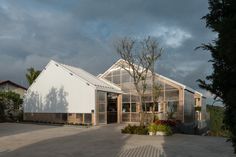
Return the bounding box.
[148,123,158,132]
[121,124,148,135]
[154,120,177,127]
[156,124,173,136]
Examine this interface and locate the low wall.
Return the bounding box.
[24,112,94,125]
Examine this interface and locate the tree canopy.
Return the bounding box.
[0,91,23,121]
[199,0,236,153]
[26,67,41,86]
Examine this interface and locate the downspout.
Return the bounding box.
[183,88,185,123]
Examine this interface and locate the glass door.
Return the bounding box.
[97,91,107,124]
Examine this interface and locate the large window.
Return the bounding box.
[142,103,159,112]
[102,65,181,120]
[167,101,178,113]
[122,103,130,112]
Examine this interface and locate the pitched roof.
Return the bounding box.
[99,59,204,96]
[53,61,122,93]
[0,80,27,90]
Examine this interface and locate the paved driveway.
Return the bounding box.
[0,123,234,157]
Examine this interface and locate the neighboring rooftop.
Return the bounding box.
[0,80,27,90]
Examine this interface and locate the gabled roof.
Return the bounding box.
[99,59,203,96]
[53,60,122,93]
[0,80,27,90]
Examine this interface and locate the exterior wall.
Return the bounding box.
[184,90,195,123]
[0,83,26,98]
[24,61,96,114]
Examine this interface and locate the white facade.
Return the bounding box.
[24,60,121,114]
[24,60,95,113]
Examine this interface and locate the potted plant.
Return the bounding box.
[148,123,157,136]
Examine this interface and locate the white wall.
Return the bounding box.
[24,61,96,113]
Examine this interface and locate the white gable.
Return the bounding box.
[59,62,122,93]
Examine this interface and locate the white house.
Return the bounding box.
[23,60,122,125]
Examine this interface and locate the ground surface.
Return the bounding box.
[0,123,234,157]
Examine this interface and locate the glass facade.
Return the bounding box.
[97,91,107,124]
[102,65,181,122]
[184,90,195,123]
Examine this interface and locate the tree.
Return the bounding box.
[141,37,163,122]
[198,0,236,153]
[116,36,163,125]
[26,67,41,86]
[0,91,23,121]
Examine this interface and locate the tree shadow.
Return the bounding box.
[0,124,131,157]
[0,123,60,137]
[24,86,68,113]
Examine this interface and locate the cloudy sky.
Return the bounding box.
[0,0,215,101]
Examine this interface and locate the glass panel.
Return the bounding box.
[112,69,120,76]
[122,103,130,112]
[184,91,195,123]
[142,103,152,112]
[98,91,106,103]
[167,101,178,112]
[62,113,67,121]
[165,90,179,101]
[99,114,106,123]
[99,103,106,112]
[122,94,130,102]
[84,114,92,123]
[122,113,130,122]
[143,95,152,102]
[131,103,136,112]
[121,74,131,83]
[113,75,120,84]
[131,95,139,102]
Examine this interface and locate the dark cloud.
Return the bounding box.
[0,0,215,102]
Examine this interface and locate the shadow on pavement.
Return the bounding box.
[0,122,60,137]
[0,124,131,157]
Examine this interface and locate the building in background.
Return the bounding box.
[0,80,27,98]
[23,59,208,129]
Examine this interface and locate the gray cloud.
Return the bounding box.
[0,0,215,101]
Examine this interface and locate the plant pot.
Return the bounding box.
[149,132,155,136]
[156,131,166,136]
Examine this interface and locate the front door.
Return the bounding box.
[107,93,117,123]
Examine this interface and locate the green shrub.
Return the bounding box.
[121,124,148,135]
[148,123,158,132]
[207,105,229,137]
[156,124,173,136]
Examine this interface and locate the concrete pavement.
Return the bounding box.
[0,123,234,157]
